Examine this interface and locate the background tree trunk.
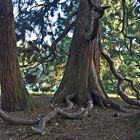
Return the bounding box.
[0,0,36,111]
[54,0,105,106]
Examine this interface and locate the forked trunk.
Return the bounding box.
[54,0,105,106]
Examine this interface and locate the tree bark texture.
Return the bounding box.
[54,0,104,106]
[0,0,36,111]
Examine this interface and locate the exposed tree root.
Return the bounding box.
[0,93,89,135]
[0,109,38,125]
[31,109,58,134]
[65,93,75,109]
[31,99,94,135]
[101,49,140,107]
[118,112,140,120]
[80,100,93,117]
[91,90,127,112]
[31,95,94,134]
[0,102,86,135]
[31,106,86,134]
[85,100,94,112]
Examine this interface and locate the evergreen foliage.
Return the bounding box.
[13,0,140,95]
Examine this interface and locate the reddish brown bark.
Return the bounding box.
[0,0,36,111]
[54,0,105,106]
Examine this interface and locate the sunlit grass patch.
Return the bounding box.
[28,89,55,95]
[108,93,137,99]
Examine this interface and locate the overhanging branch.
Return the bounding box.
[52,21,76,55]
[101,49,140,106]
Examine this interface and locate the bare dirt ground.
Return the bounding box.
[0,94,140,140]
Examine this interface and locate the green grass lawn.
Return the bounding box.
[108,93,136,99]
[28,89,55,95]
[28,89,137,99]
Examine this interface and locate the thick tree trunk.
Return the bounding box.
[0,0,36,111]
[54,0,105,106]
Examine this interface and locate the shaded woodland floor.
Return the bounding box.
[0,94,140,140]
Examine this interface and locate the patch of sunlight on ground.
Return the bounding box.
[108,93,136,99]
[28,90,137,99]
[28,89,55,95]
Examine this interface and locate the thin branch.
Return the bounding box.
[52,21,76,55]
[121,0,126,33]
[101,50,124,80]
[64,11,77,27]
[124,78,140,100]
[101,49,140,107]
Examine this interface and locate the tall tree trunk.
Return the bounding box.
[0,0,36,111]
[54,0,105,106]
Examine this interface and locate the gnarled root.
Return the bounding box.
[31,94,94,134]
[81,100,93,117]
[0,109,38,125]
[65,93,75,109]
[91,90,127,112]
[31,105,87,134]
[31,109,57,134]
